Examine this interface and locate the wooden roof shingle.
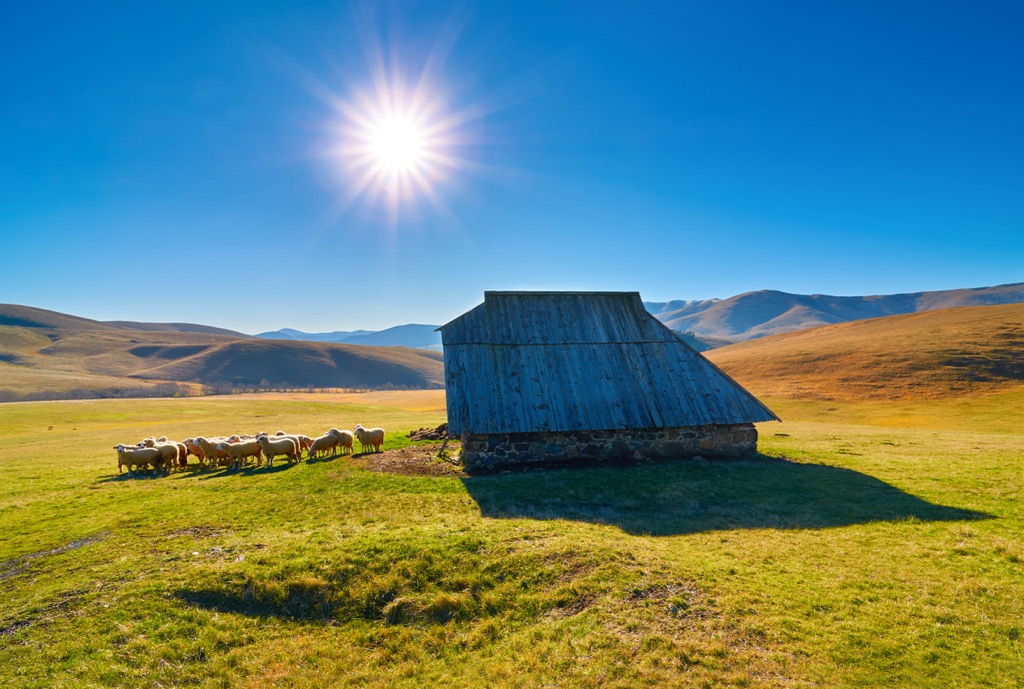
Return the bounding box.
[438,291,778,435]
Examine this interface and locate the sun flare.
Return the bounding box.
[369,117,426,173]
[327,73,468,217]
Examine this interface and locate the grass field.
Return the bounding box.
[1,390,1022,687]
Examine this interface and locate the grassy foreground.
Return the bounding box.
[1,391,1022,688]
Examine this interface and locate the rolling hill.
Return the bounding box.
[5,296,1023,402]
[646,282,1024,342]
[0,305,444,401]
[0,303,248,337]
[706,302,1024,401]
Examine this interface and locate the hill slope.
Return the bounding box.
[706,303,1024,401]
[133,339,443,389]
[646,282,1024,342]
[0,304,248,337]
[0,306,443,400]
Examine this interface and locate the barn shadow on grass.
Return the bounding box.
[460,454,990,536]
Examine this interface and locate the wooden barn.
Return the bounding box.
[438,291,779,473]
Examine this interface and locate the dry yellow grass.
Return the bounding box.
[707,303,1024,401]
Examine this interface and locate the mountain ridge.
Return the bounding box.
[252,282,1024,347]
[644,282,1024,342]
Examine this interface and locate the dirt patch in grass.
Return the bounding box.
[164,525,227,539]
[0,588,89,636]
[349,442,465,478]
[0,531,110,582]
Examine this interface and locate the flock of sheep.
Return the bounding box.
[112,424,386,474]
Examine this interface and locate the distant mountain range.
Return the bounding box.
[260,282,1024,348]
[644,282,1024,343]
[256,324,443,351]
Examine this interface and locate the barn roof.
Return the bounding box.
[438,291,778,435]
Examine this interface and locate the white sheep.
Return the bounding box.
[255,434,300,467]
[141,438,182,469]
[194,436,233,467]
[216,439,263,470]
[114,444,165,474]
[273,431,313,456]
[353,424,385,453]
[307,433,340,459]
[142,437,188,469]
[327,428,355,455]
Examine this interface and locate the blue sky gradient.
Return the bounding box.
[2,1,1021,333]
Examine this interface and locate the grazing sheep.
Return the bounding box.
[353,424,385,453]
[255,434,299,468]
[183,438,207,466]
[142,438,189,469]
[216,440,263,470]
[307,433,340,459]
[327,428,355,455]
[114,444,165,474]
[194,436,233,467]
[273,431,313,456]
[173,441,188,467]
[141,438,181,469]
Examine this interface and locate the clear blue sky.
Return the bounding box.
[2,1,1021,333]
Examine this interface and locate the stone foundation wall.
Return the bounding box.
[460,424,758,473]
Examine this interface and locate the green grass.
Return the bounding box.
[1,393,1022,687]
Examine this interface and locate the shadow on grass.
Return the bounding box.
[306,452,353,465]
[195,461,299,480]
[175,587,324,621]
[460,455,991,536]
[96,471,168,483]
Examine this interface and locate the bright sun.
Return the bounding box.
[369,117,426,173]
[329,72,467,216]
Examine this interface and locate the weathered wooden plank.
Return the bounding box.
[439,292,778,434]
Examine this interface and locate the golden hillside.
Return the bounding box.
[706,303,1024,401]
[0,306,443,400]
